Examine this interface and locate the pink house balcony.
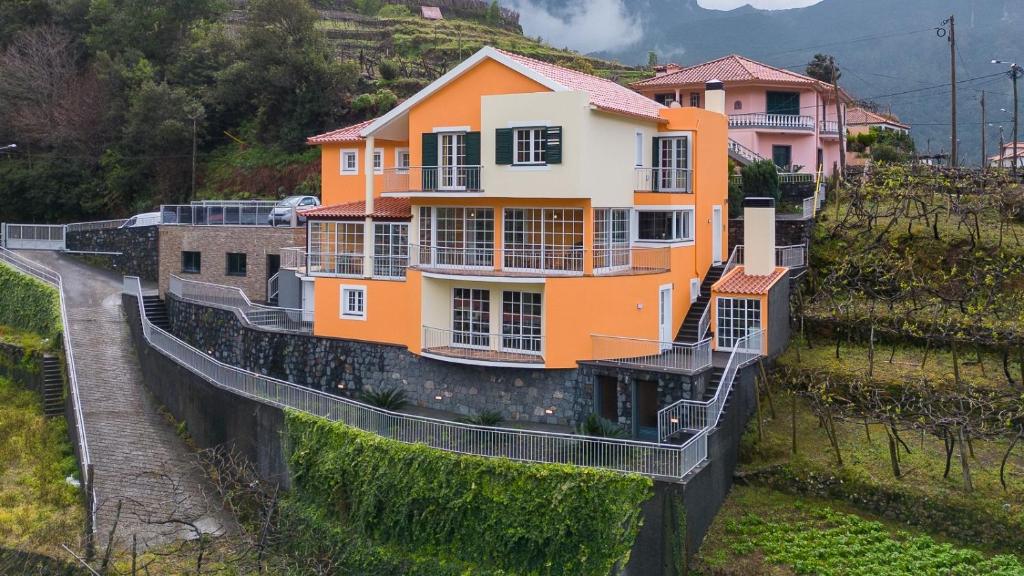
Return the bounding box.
[729,113,815,131]
[819,120,841,137]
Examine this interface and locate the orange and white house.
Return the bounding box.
[296,47,790,432]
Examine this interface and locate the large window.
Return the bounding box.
[181,251,201,274]
[226,253,247,277]
[594,208,630,270]
[766,91,800,116]
[453,288,490,347]
[637,210,693,242]
[716,297,761,351]
[514,128,546,165]
[309,220,364,276]
[657,137,690,191]
[374,222,408,279]
[502,291,542,353]
[503,208,584,272]
[419,207,494,268]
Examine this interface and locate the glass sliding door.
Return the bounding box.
[452,288,490,348]
[501,291,542,354]
[439,132,467,190]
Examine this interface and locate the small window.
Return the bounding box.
[654,93,675,106]
[373,148,383,174]
[341,150,358,174]
[637,210,694,242]
[396,148,410,173]
[734,100,743,111]
[226,252,247,277]
[182,251,201,274]
[514,128,546,165]
[341,285,366,320]
[689,92,700,107]
[634,132,644,167]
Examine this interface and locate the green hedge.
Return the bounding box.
[285,411,654,575]
[0,263,61,342]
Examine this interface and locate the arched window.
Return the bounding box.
[733,100,743,111]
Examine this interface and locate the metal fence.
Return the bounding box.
[127,275,706,480]
[731,244,807,270]
[159,201,286,227]
[2,223,66,250]
[409,245,671,277]
[634,168,693,193]
[65,219,129,233]
[169,275,312,333]
[0,247,95,536]
[590,335,711,374]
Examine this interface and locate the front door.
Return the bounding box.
[659,285,673,348]
[712,205,723,264]
[633,379,658,440]
[596,376,618,422]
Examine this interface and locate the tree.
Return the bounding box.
[741,159,781,202]
[486,0,501,25]
[806,53,840,84]
[648,50,657,69]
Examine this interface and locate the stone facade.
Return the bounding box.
[578,362,708,436]
[158,225,306,302]
[65,226,159,281]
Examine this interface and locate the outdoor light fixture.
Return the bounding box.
[544,408,555,415]
[434,395,443,401]
[336,383,345,389]
[670,417,680,424]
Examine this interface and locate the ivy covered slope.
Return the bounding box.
[284,411,653,576]
[0,263,61,342]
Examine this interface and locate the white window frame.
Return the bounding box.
[340,284,367,320]
[419,206,494,268]
[373,148,384,174]
[341,150,359,175]
[634,207,695,244]
[634,131,644,167]
[452,287,491,349]
[657,135,691,192]
[593,208,631,272]
[438,131,468,190]
[395,148,410,174]
[513,127,546,166]
[503,207,584,273]
[500,290,543,354]
[373,222,409,280]
[716,296,761,352]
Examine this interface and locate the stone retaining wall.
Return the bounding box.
[65,226,158,281]
[729,217,813,252]
[0,340,44,395]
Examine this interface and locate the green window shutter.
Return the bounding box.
[421,132,438,190]
[495,128,514,165]
[652,137,661,191]
[466,131,481,166]
[545,126,563,164]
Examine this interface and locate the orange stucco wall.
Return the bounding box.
[312,274,422,348]
[320,140,409,207]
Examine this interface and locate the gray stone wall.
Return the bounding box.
[65,225,159,281]
[0,340,44,395]
[728,217,813,252]
[577,363,707,435]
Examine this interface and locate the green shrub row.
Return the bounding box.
[284,411,654,575]
[0,263,61,342]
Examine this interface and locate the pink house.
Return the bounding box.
[634,55,851,178]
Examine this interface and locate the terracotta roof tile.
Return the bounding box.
[713,266,788,295]
[846,107,909,129]
[631,54,823,89]
[302,198,411,220]
[496,49,666,121]
[307,119,376,144]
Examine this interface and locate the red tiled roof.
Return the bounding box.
[846,107,909,129]
[631,54,822,89]
[302,198,411,220]
[496,49,666,121]
[307,119,376,144]
[713,266,787,295]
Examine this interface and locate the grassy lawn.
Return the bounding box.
[0,376,81,559]
[695,485,1024,576]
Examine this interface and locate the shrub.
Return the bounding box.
[740,160,781,202]
[377,58,400,80]
[377,4,411,18]
[285,411,653,575]
[359,387,408,411]
[0,263,61,342]
[576,413,627,439]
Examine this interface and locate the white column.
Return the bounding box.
[363,136,376,278]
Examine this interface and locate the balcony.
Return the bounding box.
[819,120,840,136]
[382,166,483,195]
[422,326,544,366]
[732,244,807,269]
[729,113,815,131]
[634,167,692,193]
[280,247,307,272]
[303,252,409,280]
[410,245,671,278]
[590,335,712,374]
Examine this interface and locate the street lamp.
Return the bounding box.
[993,60,1023,175]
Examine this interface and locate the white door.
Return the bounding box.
[712,205,723,264]
[439,133,466,190]
[659,285,673,349]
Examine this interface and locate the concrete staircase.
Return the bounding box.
[675,264,726,344]
[41,356,64,417]
[142,295,171,331]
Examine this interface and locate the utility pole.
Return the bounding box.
[992,60,1022,176]
[830,56,846,177]
[981,91,986,169]
[939,16,957,167]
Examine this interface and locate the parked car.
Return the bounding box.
[120,212,162,228]
[268,195,320,226]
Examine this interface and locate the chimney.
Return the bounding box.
[743,197,776,276]
[704,79,725,115]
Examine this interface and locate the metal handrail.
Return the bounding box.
[590,335,711,374]
[727,139,766,163]
[633,167,693,193]
[0,247,95,535]
[126,275,706,480]
[169,275,311,333]
[65,219,130,232]
[409,244,671,277]
[279,247,307,271]
[657,330,762,441]
[697,303,711,341]
[422,326,544,364]
[382,165,484,194]
[802,196,815,220]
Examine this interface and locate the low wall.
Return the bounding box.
[65,226,158,281]
[0,340,44,395]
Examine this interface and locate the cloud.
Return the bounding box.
[507,0,643,54]
[698,0,824,9]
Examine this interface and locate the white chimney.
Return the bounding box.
[743,197,776,276]
[705,79,725,115]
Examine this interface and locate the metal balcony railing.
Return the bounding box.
[169,275,312,333]
[634,167,693,193]
[129,274,708,480]
[729,113,815,130]
[307,252,364,277]
[422,326,544,365]
[590,336,712,374]
[279,247,307,271]
[382,166,483,194]
[731,244,807,269]
[410,245,671,277]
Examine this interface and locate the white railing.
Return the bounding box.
[279,247,307,271]
[657,330,762,441]
[722,245,742,278]
[0,247,95,536]
[307,252,364,277]
[634,167,693,193]
[731,244,806,269]
[727,139,766,163]
[410,245,670,277]
[802,196,815,220]
[267,272,280,304]
[698,303,711,341]
[590,336,711,374]
[778,172,814,184]
[422,326,544,365]
[159,201,285,227]
[820,120,840,134]
[2,223,66,250]
[65,219,129,233]
[729,113,815,130]
[128,274,706,479]
[372,255,409,280]
[382,166,483,194]
[169,275,312,333]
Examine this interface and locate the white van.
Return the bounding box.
[120,212,162,228]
